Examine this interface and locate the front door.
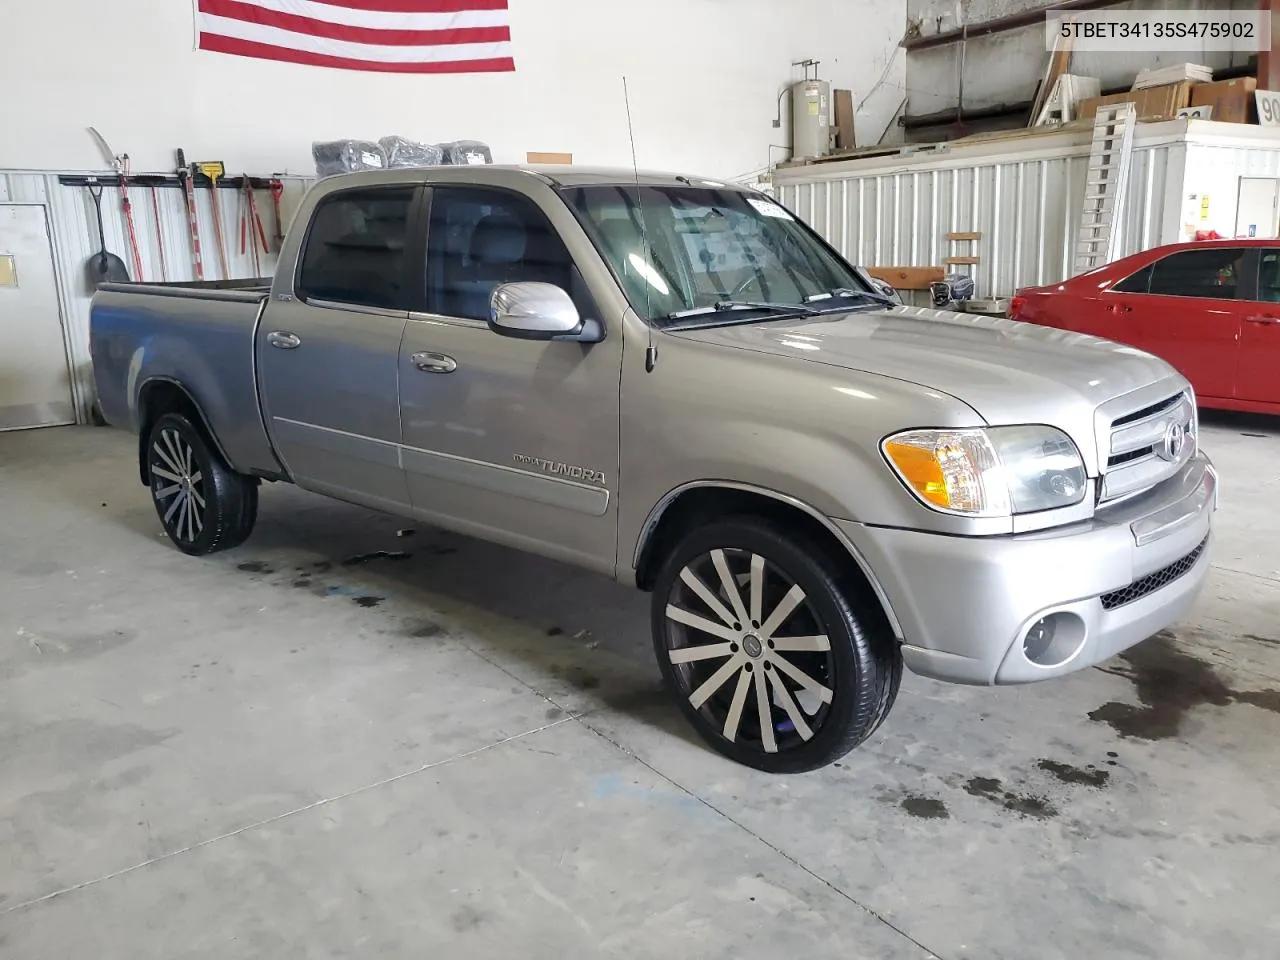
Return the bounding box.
[398,184,622,574]
[1101,246,1247,401]
[0,204,75,430]
[256,184,419,512]
[1237,246,1280,405]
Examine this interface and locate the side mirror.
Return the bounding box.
[853,266,902,305]
[489,282,604,342]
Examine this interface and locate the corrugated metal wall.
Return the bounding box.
[776,141,1187,303]
[0,171,312,422]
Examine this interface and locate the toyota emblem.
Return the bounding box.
[1159,421,1187,462]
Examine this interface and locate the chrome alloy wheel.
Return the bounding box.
[662,548,836,755]
[149,427,206,545]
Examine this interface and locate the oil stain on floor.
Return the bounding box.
[1036,759,1109,788]
[900,795,950,820]
[962,776,1058,820]
[1090,632,1280,740]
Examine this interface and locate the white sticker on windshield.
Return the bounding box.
[747,197,794,220]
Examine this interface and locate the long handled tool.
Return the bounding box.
[269,178,285,250]
[87,128,145,281]
[176,149,204,281]
[84,179,131,289]
[149,185,168,282]
[197,160,230,279]
[117,154,146,281]
[240,176,269,277]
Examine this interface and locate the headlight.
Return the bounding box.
[882,426,1087,517]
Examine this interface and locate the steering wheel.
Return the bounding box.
[727,273,759,298]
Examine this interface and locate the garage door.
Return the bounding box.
[0,204,75,430]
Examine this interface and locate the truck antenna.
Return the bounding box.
[623,77,657,373]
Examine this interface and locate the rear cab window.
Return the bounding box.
[297,187,417,310]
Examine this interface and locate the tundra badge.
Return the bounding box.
[513,454,607,486]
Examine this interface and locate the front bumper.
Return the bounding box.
[836,453,1217,685]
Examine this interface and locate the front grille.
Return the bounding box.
[1111,393,1182,428]
[1099,391,1196,503]
[1099,537,1208,610]
[1108,447,1149,468]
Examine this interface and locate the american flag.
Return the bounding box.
[195,0,515,74]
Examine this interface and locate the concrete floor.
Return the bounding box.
[2,416,1279,960]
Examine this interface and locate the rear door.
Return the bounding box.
[256,185,420,512]
[1099,247,1247,401]
[1237,246,1280,405]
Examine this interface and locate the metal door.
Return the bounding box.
[255,184,418,513]
[1238,246,1280,404]
[0,205,74,430]
[398,184,621,575]
[1234,178,1280,239]
[1102,246,1247,401]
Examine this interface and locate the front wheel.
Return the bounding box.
[146,412,258,556]
[652,517,901,773]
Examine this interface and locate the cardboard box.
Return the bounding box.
[833,90,856,150]
[526,152,573,165]
[1076,81,1192,123]
[1190,77,1258,124]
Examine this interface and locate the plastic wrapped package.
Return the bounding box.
[312,140,387,177]
[379,136,444,168]
[439,140,493,165]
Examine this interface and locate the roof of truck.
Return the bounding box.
[313,166,751,191]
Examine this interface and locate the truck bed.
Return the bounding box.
[90,280,283,479]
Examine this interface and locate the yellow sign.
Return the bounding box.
[1200,195,1210,220]
[0,254,16,288]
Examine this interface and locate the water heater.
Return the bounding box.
[791,63,831,161]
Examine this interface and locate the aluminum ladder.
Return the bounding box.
[1074,102,1136,275]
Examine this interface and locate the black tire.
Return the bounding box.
[145,412,258,556]
[651,517,901,773]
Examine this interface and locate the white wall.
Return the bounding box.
[904,0,1257,121]
[1,0,906,181]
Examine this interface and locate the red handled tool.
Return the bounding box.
[149,184,168,282]
[269,178,285,250]
[117,155,145,281]
[237,176,269,276]
[176,149,204,281]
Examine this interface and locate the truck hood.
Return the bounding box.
[668,305,1186,474]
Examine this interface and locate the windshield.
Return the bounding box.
[559,184,872,324]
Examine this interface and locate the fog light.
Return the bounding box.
[1021,612,1086,667]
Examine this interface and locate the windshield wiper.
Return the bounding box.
[666,300,818,322]
[804,287,899,308]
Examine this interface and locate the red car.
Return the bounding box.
[1010,239,1280,415]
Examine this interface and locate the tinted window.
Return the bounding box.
[425,186,586,322]
[1112,263,1152,293]
[1147,248,1247,300]
[1258,250,1280,303]
[562,184,866,322]
[297,187,415,309]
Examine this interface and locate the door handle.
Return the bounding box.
[267,331,302,349]
[1107,303,1132,315]
[411,351,457,374]
[1244,315,1280,325]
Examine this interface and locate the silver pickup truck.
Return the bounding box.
[90,166,1218,772]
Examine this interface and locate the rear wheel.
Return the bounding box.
[651,517,900,773]
[146,412,257,556]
